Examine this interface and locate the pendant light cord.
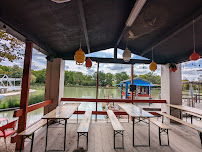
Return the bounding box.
[152,47,154,61]
[126,39,128,48]
[193,19,196,52]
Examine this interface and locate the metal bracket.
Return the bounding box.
[77,132,88,150]
[159,128,169,146]
[20,133,35,152]
[114,130,124,149]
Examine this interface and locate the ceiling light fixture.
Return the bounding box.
[125,0,147,27]
[50,0,71,3]
[190,19,200,61]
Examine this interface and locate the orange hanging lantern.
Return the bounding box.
[190,50,200,61]
[149,61,157,72]
[85,57,92,69]
[74,48,85,65]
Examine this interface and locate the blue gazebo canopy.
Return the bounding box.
[115,77,155,87]
[115,78,155,99]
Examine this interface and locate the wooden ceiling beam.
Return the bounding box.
[115,0,147,48]
[90,57,150,64]
[77,0,91,53]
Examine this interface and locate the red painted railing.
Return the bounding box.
[13,100,53,117]
[61,98,166,103]
[62,98,166,119]
[11,100,53,144]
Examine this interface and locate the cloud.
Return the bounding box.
[1,46,202,81]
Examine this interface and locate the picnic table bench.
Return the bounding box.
[167,104,202,119]
[150,118,170,146]
[157,112,202,147]
[42,103,80,151]
[107,110,124,149]
[19,119,47,152]
[118,103,154,147]
[185,111,202,124]
[77,111,92,150]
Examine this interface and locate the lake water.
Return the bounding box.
[0,87,160,127]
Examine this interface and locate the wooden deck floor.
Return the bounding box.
[19,118,202,152]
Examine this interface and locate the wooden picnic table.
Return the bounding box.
[118,103,154,147]
[42,103,80,151]
[167,104,202,118]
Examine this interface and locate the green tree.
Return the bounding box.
[139,72,160,84]
[0,29,23,62]
[30,74,36,84]
[114,72,129,84]
[105,73,113,86]
[32,69,46,84]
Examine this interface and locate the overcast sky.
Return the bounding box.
[0,47,201,81]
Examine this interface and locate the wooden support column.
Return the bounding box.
[44,58,65,114]
[16,41,33,150]
[95,62,99,121]
[131,64,134,102]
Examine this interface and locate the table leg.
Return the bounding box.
[64,119,67,151]
[77,107,78,124]
[30,133,35,152]
[45,119,49,152]
[148,118,150,146]
[133,117,134,147]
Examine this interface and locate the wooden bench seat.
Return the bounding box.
[150,118,170,146]
[185,111,202,124]
[19,119,47,152]
[77,111,92,150]
[157,112,202,147]
[107,110,124,149]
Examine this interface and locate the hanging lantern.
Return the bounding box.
[189,19,200,61]
[169,63,177,72]
[190,50,200,60]
[74,48,85,65]
[149,47,157,72]
[149,61,157,72]
[85,57,92,69]
[123,47,131,62]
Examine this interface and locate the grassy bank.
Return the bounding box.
[0,85,45,109]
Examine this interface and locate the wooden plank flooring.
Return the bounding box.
[19,118,202,152]
[1,117,201,152]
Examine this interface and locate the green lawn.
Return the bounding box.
[0,85,45,109]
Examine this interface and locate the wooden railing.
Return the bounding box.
[61,98,166,103]
[13,100,53,117]
[11,100,52,143]
[61,98,166,119]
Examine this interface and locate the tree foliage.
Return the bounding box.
[0,30,24,62]
[0,65,162,86]
[139,72,161,84]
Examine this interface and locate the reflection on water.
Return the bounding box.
[0,87,160,125]
[0,108,44,127]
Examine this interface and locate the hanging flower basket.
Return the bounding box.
[169,63,177,72]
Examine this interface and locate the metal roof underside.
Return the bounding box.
[0,0,202,64]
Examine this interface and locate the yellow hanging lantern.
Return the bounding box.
[74,48,86,65]
[149,61,157,72]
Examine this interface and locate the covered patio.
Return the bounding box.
[0,0,202,152]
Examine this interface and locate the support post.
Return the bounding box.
[121,84,123,99]
[161,64,182,123]
[16,41,33,150]
[131,64,134,102]
[44,58,65,114]
[114,48,117,59]
[96,62,99,121]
